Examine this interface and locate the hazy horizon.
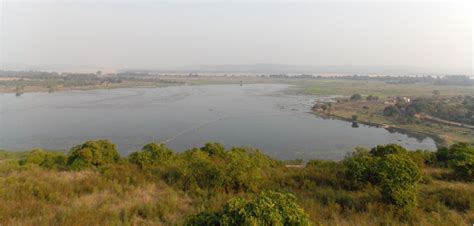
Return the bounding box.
[1,0,473,75]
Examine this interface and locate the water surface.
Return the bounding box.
[0,84,436,160]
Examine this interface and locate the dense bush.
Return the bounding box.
[376,154,422,207]
[19,149,67,169]
[185,191,311,226]
[343,148,377,189]
[370,144,407,157]
[169,145,277,193]
[383,105,401,117]
[343,144,422,208]
[446,143,474,181]
[129,143,173,168]
[434,143,474,180]
[350,94,362,100]
[67,140,120,170]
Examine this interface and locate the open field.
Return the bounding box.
[296,80,474,98]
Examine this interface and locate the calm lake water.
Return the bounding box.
[0,84,436,160]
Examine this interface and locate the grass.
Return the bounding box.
[299,80,474,98]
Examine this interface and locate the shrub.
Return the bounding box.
[350,94,362,101]
[129,143,173,168]
[383,105,401,117]
[201,142,226,156]
[366,95,379,101]
[434,143,474,180]
[343,145,422,208]
[375,154,422,208]
[222,147,275,192]
[19,149,67,169]
[67,140,120,170]
[185,191,311,226]
[343,149,377,189]
[177,149,226,192]
[370,144,407,157]
[447,143,474,181]
[407,150,436,167]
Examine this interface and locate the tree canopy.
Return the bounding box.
[185,191,311,226]
[67,139,120,169]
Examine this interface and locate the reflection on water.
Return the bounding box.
[0,84,436,160]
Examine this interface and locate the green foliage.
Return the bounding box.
[179,149,226,191]
[201,142,226,156]
[186,191,311,226]
[407,150,437,167]
[447,143,474,181]
[370,144,407,157]
[350,94,362,100]
[435,146,450,167]
[67,140,120,170]
[376,154,422,208]
[19,149,67,169]
[129,143,173,168]
[383,105,401,117]
[343,149,377,189]
[343,145,422,208]
[223,147,275,192]
[1,140,474,225]
[434,143,474,180]
[366,95,379,101]
[404,96,474,126]
[170,144,277,193]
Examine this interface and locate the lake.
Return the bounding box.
[0,84,436,160]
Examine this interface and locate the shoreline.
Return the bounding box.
[311,110,446,148]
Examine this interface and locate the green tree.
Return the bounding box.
[350,94,362,101]
[19,148,66,168]
[129,143,173,168]
[67,140,120,169]
[366,95,379,101]
[223,147,274,192]
[383,105,401,117]
[343,148,377,189]
[185,191,311,226]
[343,145,422,208]
[178,149,225,191]
[447,143,474,181]
[375,154,422,208]
[370,144,407,157]
[201,142,226,156]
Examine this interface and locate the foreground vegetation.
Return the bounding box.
[1,140,473,225]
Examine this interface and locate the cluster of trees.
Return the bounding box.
[382,96,474,126]
[435,142,474,180]
[350,94,379,101]
[311,74,474,86]
[13,140,474,224]
[130,142,278,193]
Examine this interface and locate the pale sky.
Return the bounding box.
[0,0,473,74]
